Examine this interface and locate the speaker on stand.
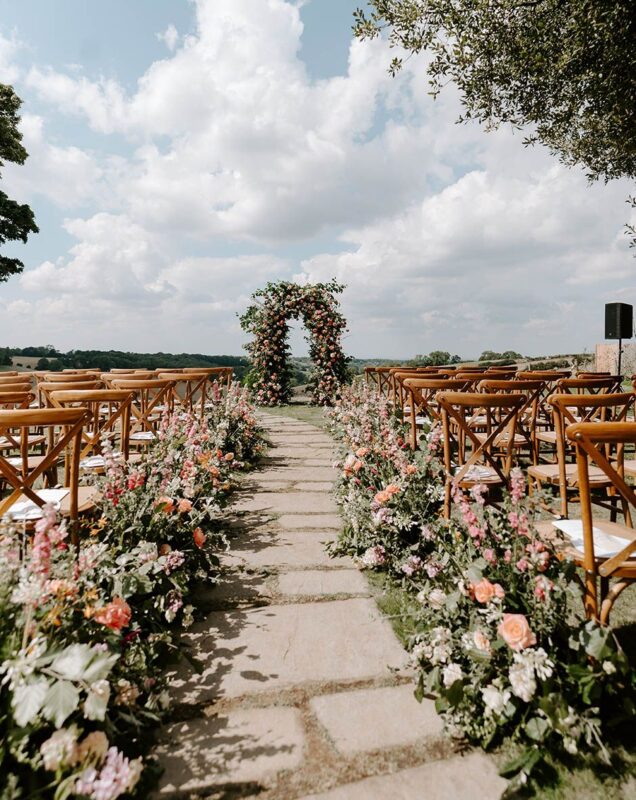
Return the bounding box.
[605,302,633,378]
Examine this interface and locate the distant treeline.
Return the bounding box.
[1,347,250,378]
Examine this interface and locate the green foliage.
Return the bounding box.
[0,84,38,281]
[412,350,462,366]
[479,350,523,362]
[353,1,636,182]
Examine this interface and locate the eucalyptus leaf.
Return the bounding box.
[42,681,80,729]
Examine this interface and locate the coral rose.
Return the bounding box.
[193,527,206,549]
[374,490,392,505]
[94,597,131,632]
[498,613,537,651]
[178,499,193,514]
[155,496,175,513]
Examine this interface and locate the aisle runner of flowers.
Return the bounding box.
[328,383,635,788]
[0,385,264,800]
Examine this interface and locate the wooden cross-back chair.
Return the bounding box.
[0,382,34,395]
[0,407,96,542]
[0,374,32,386]
[403,378,469,449]
[391,369,440,413]
[565,421,636,623]
[476,379,544,459]
[156,372,212,417]
[371,367,400,399]
[49,389,133,470]
[437,391,526,517]
[528,392,634,518]
[111,379,175,447]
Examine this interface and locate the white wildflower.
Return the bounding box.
[427,588,447,610]
[442,662,464,687]
[602,660,616,675]
[509,662,537,703]
[482,684,511,717]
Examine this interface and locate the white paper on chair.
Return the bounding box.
[455,465,493,480]
[552,519,636,558]
[130,431,155,441]
[80,455,106,469]
[8,489,70,521]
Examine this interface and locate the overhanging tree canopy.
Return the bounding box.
[354,1,636,184]
[240,280,349,406]
[0,84,39,282]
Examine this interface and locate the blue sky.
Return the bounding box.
[0,0,633,358]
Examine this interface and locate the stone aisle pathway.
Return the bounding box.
[155,413,506,799]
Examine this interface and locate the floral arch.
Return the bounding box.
[240,280,349,406]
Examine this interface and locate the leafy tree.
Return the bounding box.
[0,84,38,282]
[353,2,636,183]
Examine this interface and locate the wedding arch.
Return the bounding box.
[240,280,349,406]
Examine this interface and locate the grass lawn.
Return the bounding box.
[258,402,330,430]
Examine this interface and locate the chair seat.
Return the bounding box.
[6,455,49,471]
[536,518,636,577]
[473,431,527,447]
[7,486,99,521]
[535,430,557,444]
[527,463,610,487]
[622,459,636,478]
[0,434,46,450]
[130,431,156,441]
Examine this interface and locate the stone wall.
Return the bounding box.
[595,342,636,375]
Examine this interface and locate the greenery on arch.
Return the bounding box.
[240,279,349,406]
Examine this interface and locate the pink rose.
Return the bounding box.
[498,613,537,651]
[178,499,193,514]
[193,528,206,549]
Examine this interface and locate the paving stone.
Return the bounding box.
[298,752,508,800]
[293,482,333,492]
[305,458,335,466]
[222,530,348,570]
[277,569,369,597]
[310,684,443,754]
[167,599,408,704]
[274,435,334,445]
[234,492,338,514]
[271,447,335,459]
[195,572,271,606]
[155,708,305,795]
[256,466,335,482]
[278,514,342,530]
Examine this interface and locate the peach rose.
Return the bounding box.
[473,631,491,652]
[94,597,131,632]
[386,484,401,496]
[193,528,206,549]
[498,613,537,651]
[405,464,418,475]
[353,460,363,473]
[473,578,496,604]
[178,499,193,514]
[355,447,370,458]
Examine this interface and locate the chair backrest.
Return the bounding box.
[49,389,133,461]
[0,382,34,394]
[555,377,616,395]
[0,391,35,409]
[0,407,87,532]
[517,370,570,380]
[61,368,101,374]
[0,371,20,377]
[37,373,98,388]
[437,391,527,486]
[39,381,102,408]
[566,421,636,620]
[477,379,544,444]
[182,366,233,388]
[109,368,147,374]
[102,371,157,385]
[0,374,31,385]
[110,379,175,438]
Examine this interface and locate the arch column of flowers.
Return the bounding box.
[239,280,349,406]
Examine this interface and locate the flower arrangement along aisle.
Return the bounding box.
[327,381,445,570]
[239,279,349,406]
[328,384,636,789]
[0,388,265,799]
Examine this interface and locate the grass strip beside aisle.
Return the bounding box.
[0,385,265,800]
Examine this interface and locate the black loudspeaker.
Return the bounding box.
[605,303,633,339]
